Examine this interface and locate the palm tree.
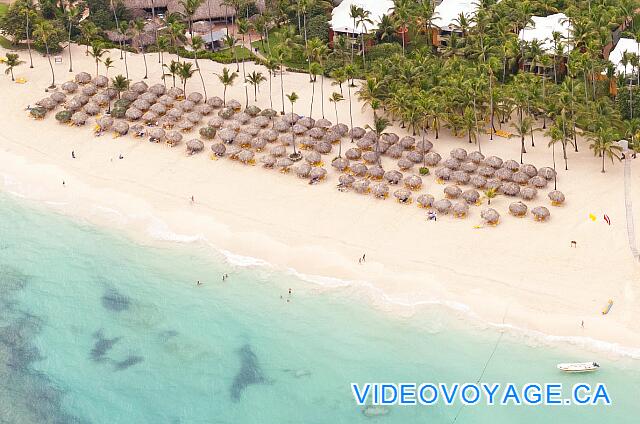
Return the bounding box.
[329,92,344,156]
[129,20,149,79]
[33,21,57,89]
[164,60,181,88]
[177,62,196,94]
[265,58,279,110]
[330,68,346,95]
[356,9,373,68]
[111,74,130,100]
[118,21,130,78]
[168,21,187,63]
[344,65,356,141]
[222,34,240,72]
[157,36,169,86]
[274,47,287,114]
[103,57,114,80]
[108,0,125,59]
[191,36,208,101]
[79,20,98,57]
[65,5,80,72]
[510,116,533,164]
[237,18,251,107]
[20,3,35,68]
[254,14,269,53]
[484,187,497,205]
[3,53,25,81]
[216,67,239,106]
[365,112,390,165]
[588,128,623,173]
[89,43,106,78]
[246,71,266,102]
[393,1,410,56]
[462,106,478,144]
[307,37,328,118]
[356,77,381,112]
[545,121,562,190]
[308,62,321,118]
[179,0,204,38]
[349,5,363,66]
[104,57,115,112]
[286,91,301,159]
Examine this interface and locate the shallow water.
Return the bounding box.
[0,193,638,423]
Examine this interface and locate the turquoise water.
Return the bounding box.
[0,193,639,424]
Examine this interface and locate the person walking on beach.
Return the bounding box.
[362,254,366,263]
[197,280,202,286]
[191,195,195,204]
[581,320,584,329]
[71,150,75,159]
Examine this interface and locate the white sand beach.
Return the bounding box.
[1,44,639,354]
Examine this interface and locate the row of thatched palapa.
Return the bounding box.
[29,72,564,225]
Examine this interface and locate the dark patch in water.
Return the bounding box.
[90,331,121,362]
[113,355,144,371]
[158,330,179,342]
[230,344,267,401]
[0,265,89,423]
[101,288,130,312]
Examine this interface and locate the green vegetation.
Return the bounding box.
[252,27,309,69]
[1,0,638,173]
[0,4,9,18]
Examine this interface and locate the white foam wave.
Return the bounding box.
[218,248,272,268]
[145,218,205,243]
[491,323,640,359]
[286,268,355,288]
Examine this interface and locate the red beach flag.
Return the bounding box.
[604,214,611,225]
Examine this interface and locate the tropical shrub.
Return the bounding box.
[306,15,329,44]
[55,110,72,123]
[199,126,217,139]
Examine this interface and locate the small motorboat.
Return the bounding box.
[362,405,389,417]
[557,362,600,373]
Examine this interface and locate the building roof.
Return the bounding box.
[330,0,395,35]
[433,0,479,31]
[123,0,265,22]
[518,13,572,54]
[201,29,228,44]
[609,38,640,74]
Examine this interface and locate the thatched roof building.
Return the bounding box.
[123,0,265,22]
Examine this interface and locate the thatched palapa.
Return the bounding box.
[186,139,205,155]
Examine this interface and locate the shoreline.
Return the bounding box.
[4,184,640,362]
[1,44,639,356]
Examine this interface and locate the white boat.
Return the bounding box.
[557,362,600,373]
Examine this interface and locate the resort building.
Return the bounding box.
[329,0,395,48]
[122,0,265,23]
[432,0,480,45]
[200,29,229,51]
[518,13,572,75]
[519,13,572,54]
[609,38,640,75]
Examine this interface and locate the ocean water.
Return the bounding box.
[0,193,639,424]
